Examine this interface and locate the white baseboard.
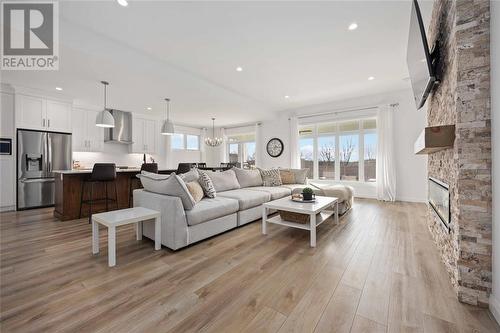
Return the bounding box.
[0,205,15,212]
[490,295,500,325]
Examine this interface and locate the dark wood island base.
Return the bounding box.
[54,169,174,221]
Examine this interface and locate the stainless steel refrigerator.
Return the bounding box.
[17,129,72,210]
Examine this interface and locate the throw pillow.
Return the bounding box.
[232,167,263,187]
[288,168,309,184]
[198,172,216,198]
[279,169,296,184]
[186,181,204,203]
[139,171,196,210]
[180,168,200,183]
[258,168,282,187]
[201,169,240,192]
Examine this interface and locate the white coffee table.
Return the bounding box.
[262,196,338,247]
[91,207,161,267]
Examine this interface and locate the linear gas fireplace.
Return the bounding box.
[428,177,451,233]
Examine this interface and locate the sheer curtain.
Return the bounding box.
[376,104,397,201]
[255,123,262,167]
[200,128,207,163]
[289,116,300,168]
[220,127,228,163]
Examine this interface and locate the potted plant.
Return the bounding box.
[302,187,315,201]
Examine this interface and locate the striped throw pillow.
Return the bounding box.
[258,168,282,187]
[198,172,216,198]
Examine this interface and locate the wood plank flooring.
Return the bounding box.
[1,199,498,333]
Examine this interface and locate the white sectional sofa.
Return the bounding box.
[134,168,352,250]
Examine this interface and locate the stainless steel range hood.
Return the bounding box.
[414,125,455,154]
[104,110,133,144]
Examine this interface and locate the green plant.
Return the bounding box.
[302,187,314,194]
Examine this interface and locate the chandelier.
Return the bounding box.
[204,118,223,147]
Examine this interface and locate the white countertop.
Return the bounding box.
[53,168,142,174]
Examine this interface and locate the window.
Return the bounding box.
[171,134,184,150]
[186,135,199,150]
[298,118,377,182]
[226,132,256,169]
[229,143,239,165]
[171,133,200,151]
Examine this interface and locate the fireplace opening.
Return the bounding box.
[428,177,451,233]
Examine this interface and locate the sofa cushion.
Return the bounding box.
[217,189,270,210]
[233,167,263,187]
[185,197,239,226]
[139,171,196,210]
[247,186,292,200]
[202,170,241,192]
[180,168,200,183]
[281,184,322,196]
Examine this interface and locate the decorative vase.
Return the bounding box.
[302,192,314,201]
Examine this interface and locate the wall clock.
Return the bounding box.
[266,138,284,158]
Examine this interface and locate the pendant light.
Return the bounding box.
[204,117,223,147]
[95,81,115,128]
[160,98,175,135]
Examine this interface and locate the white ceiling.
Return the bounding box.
[2,0,433,127]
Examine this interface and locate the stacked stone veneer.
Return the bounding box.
[426,0,491,307]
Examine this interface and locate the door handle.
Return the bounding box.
[48,119,50,128]
[42,118,46,127]
[20,178,55,183]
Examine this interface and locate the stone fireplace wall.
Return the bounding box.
[426,0,491,307]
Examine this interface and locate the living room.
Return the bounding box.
[1,0,499,332]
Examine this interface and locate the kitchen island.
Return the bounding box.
[53,168,175,221]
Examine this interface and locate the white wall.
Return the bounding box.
[256,87,428,202]
[0,84,16,211]
[490,0,500,323]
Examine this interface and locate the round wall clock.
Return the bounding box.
[266,138,284,158]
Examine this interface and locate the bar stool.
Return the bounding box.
[79,163,118,223]
[129,163,158,207]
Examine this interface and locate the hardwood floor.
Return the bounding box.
[1,199,498,333]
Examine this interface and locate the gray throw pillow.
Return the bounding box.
[258,168,282,187]
[139,171,196,210]
[180,168,200,183]
[201,169,240,192]
[198,172,216,198]
[232,167,263,188]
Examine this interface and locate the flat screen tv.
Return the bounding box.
[407,0,437,109]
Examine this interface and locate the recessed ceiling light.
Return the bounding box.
[147,107,152,110]
[284,95,290,99]
[117,0,128,7]
[348,22,358,31]
[368,76,375,81]
[236,66,243,72]
[55,87,63,91]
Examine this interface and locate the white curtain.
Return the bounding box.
[200,128,207,163]
[255,123,262,167]
[289,116,300,168]
[220,127,228,163]
[376,104,397,201]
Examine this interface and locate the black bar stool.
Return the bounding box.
[129,163,158,207]
[79,163,118,223]
[176,163,195,174]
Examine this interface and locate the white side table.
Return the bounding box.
[91,207,161,267]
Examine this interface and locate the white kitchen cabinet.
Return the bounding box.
[15,94,72,133]
[0,92,15,138]
[130,117,157,154]
[46,100,72,133]
[72,108,104,152]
